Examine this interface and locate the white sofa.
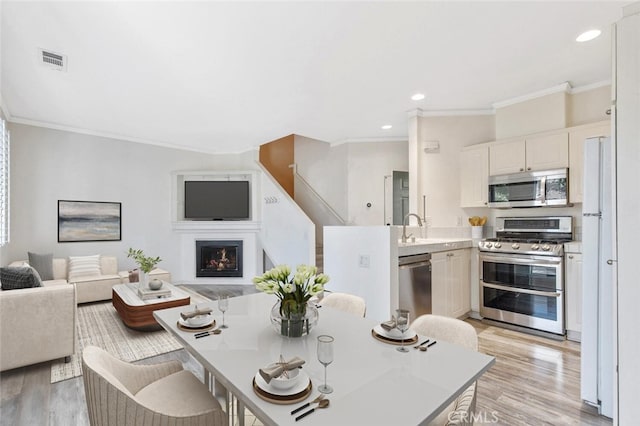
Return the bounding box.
[11,256,121,304]
[0,280,77,372]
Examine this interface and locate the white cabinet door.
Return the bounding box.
[431,250,471,318]
[565,252,583,342]
[460,145,489,207]
[489,139,526,175]
[449,249,471,318]
[568,123,611,203]
[431,252,448,316]
[525,132,569,171]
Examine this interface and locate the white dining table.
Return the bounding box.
[153,292,495,426]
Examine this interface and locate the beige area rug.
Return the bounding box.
[51,286,210,383]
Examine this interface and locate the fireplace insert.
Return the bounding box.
[196,240,243,277]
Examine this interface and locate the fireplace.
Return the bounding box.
[196,240,243,277]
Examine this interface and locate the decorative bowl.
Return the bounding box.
[187,314,211,327]
[148,278,163,290]
[270,368,300,391]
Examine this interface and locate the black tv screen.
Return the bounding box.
[184,181,250,220]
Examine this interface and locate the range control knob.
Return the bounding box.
[485,242,493,248]
[512,243,520,250]
[542,244,551,251]
[531,244,540,250]
[494,243,502,248]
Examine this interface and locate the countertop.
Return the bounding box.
[397,237,473,257]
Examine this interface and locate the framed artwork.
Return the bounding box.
[58,200,121,242]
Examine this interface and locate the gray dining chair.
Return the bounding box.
[321,292,367,317]
[82,345,228,426]
[410,315,479,425]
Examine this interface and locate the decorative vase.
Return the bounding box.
[148,278,163,290]
[138,270,148,289]
[270,301,318,338]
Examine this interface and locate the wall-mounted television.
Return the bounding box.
[184,181,250,220]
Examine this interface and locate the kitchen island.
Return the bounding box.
[323,225,473,321]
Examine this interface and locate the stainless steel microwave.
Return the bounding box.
[487,168,568,208]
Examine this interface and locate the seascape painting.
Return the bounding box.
[58,200,121,242]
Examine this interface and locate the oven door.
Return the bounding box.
[479,252,564,334]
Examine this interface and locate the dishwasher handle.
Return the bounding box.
[398,253,431,266]
[399,260,431,269]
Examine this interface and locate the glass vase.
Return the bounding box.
[270,301,318,337]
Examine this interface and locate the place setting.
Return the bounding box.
[252,335,335,421]
[176,305,216,332]
[371,308,418,351]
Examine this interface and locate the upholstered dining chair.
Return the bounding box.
[321,292,367,317]
[410,315,479,426]
[82,346,227,426]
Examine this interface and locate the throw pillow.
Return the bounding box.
[0,266,43,290]
[68,254,101,281]
[28,251,54,281]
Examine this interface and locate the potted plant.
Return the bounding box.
[127,248,162,289]
[253,264,329,337]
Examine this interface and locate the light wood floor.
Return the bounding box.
[1,319,612,426]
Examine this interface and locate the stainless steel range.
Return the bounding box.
[479,216,573,335]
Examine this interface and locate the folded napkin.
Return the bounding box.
[380,318,396,331]
[180,307,213,320]
[259,356,306,384]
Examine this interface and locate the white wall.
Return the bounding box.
[323,226,398,322]
[415,115,495,236]
[346,141,408,226]
[7,122,258,280]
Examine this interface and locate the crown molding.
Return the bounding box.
[492,82,571,109]
[330,136,408,146]
[408,108,495,118]
[569,80,611,94]
[7,116,254,155]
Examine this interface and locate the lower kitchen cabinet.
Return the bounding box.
[431,249,471,318]
[565,251,583,342]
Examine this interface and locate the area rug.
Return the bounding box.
[51,302,184,383]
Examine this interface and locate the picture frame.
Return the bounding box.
[58,200,122,242]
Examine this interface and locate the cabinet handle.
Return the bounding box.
[527,167,531,171]
[568,255,573,259]
[519,168,524,172]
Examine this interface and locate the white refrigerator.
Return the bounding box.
[581,136,616,418]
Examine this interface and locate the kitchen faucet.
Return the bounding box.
[401,213,423,243]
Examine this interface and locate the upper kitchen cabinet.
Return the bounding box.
[568,121,611,203]
[489,132,569,176]
[460,145,489,207]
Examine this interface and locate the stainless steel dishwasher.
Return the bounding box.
[398,253,432,320]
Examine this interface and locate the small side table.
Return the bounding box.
[112,282,190,331]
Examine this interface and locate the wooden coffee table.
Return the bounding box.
[112,282,191,331]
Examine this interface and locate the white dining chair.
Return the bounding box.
[410,315,479,425]
[82,345,228,426]
[321,292,367,317]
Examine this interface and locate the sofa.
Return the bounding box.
[9,256,172,304]
[0,280,77,372]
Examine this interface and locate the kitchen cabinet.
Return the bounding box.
[568,121,611,203]
[565,249,583,342]
[460,145,489,207]
[489,132,568,176]
[431,249,471,318]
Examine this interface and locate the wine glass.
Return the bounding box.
[317,335,334,394]
[218,295,229,329]
[395,309,410,353]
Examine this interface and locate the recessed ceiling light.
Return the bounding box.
[576,29,601,42]
[381,125,392,130]
[411,93,425,101]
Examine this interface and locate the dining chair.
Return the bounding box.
[82,345,228,426]
[410,315,478,425]
[321,292,367,317]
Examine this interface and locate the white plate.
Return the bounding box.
[373,324,417,341]
[178,315,215,329]
[254,369,310,396]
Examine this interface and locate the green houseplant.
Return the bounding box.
[127,248,162,289]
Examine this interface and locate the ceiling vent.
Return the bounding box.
[39,49,67,71]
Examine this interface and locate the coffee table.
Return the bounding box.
[112,282,191,330]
